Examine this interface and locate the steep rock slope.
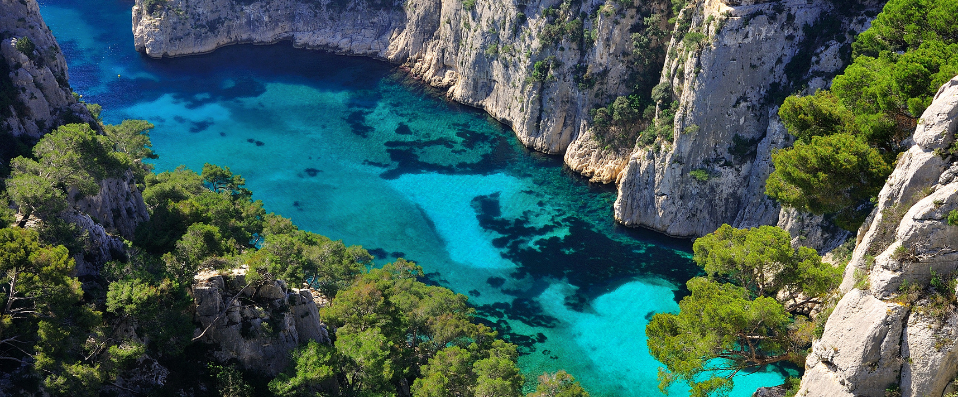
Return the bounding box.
[799,76,958,397]
[0,0,92,137]
[133,0,671,183]
[132,0,881,239]
[1,0,147,274]
[192,269,331,376]
[614,0,879,237]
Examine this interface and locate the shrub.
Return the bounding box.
[14,36,35,57]
[948,209,958,226]
[462,0,476,10]
[689,169,710,182]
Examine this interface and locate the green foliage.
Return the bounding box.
[779,91,855,142]
[14,36,35,58]
[771,0,958,229]
[527,370,589,397]
[0,227,102,393]
[103,119,157,181]
[485,43,499,57]
[648,225,842,395]
[7,123,129,224]
[142,0,168,15]
[693,224,842,306]
[134,164,265,255]
[647,278,792,397]
[211,364,254,397]
[766,133,891,222]
[319,259,521,396]
[682,31,706,48]
[948,209,958,226]
[269,341,336,396]
[530,59,553,82]
[688,169,710,182]
[462,0,476,10]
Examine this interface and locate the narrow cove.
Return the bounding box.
[37,0,790,394]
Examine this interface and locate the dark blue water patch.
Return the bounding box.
[347,89,382,109]
[470,193,699,311]
[304,168,321,176]
[384,137,456,149]
[474,300,555,354]
[390,251,405,258]
[189,120,213,133]
[345,110,373,137]
[246,138,265,146]
[379,131,519,179]
[362,160,390,168]
[456,128,485,150]
[487,276,506,288]
[367,248,390,259]
[394,122,413,135]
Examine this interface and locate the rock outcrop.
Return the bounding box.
[614,0,879,237]
[0,0,93,138]
[131,0,879,238]
[133,0,669,182]
[1,0,148,277]
[192,269,331,376]
[798,76,958,397]
[74,170,151,240]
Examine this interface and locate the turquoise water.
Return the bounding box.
[37,1,790,395]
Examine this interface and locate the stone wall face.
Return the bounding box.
[799,76,958,397]
[132,0,879,239]
[0,0,93,137]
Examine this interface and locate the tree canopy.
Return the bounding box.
[768,0,958,230]
[648,225,841,396]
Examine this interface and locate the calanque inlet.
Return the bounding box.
[0,0,956,395]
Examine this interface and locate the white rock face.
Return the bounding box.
[74,170,151,240]
[799,76,958,397]
[131,0,877,238]
[801,289,907,397]
[132,0,662,182]
[192,270,331,375]
[614,0,879,237]
[0,0,92,138]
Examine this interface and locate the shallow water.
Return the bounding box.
[37,1,791,394]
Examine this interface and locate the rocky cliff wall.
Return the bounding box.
[2,0,148,276]
[799,76,958,397]
[192,269,331,376]
[132,0,880,239]
[134,0,670,183]
[614,0,880,237]
[0,0,92,138]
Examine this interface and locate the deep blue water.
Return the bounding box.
[36,1,790,395]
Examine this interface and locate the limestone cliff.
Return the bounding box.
[132,0,880,239]
[192,269,331,376]
[798,76,958,397]
[614,0,880,237]
[0,0,93,138]
[133,0,670,183]
[1,0,148,275]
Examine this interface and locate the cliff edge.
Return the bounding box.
[799,75,958,397]
[0,0,92,137]
[131,0,880,240]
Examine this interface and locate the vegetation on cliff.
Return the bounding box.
[768,0,958,230]
[646,225,842,397]
[0,109,589,396]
